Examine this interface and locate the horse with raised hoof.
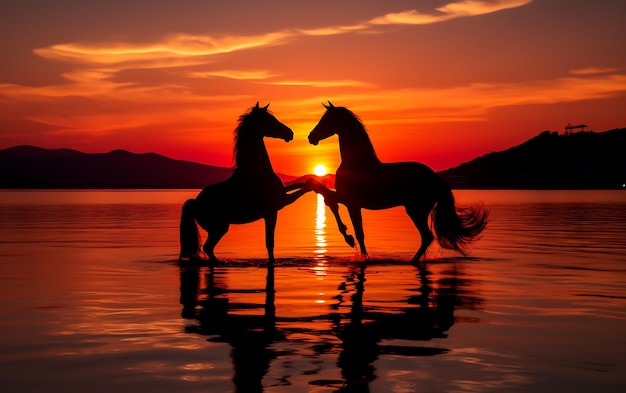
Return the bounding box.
[179,103,316,264]
[308,102,488,261]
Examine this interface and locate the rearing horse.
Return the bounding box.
[308,102,488,261]
[179,103,314,264]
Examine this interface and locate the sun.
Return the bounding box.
[313,164,327,177]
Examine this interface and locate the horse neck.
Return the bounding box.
[338,122,380,167]
[233,136,275,176]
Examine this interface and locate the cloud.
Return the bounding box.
[189,70,277,80]
[0,69,127,98]
[369,11,444,26]
[5,69,624,132]
[437,0,534,17]
[34,31,293,66]
[370,0,533,25]
[304,72,626,126]
[570,67,622,76]
[263,80,373,88]
[297,23,369,36]
[185,70,371,87]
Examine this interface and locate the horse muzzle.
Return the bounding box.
[308,135,319,145]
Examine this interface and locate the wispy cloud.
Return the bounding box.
[570,66,622,75]
[34,31,293,66]
[297,23,369,37]
[185,69,372,87]
[4,69,624,130]
[438,0,534,17]
[263,80,373,88]
[370,0,533,25]
[189,70,277,80]
[0,69,129,98]
[303,73,626,126]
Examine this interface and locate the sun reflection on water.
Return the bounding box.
[314,193,327,257]
[312,193,329,278]
[313,193,329,309]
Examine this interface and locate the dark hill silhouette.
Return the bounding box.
[286,173,336,189]
[438,128,626,189]
[0,145,294,189]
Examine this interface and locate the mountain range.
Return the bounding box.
[0,146,238,189]
[1,128,625,189]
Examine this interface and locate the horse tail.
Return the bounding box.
[179,199,201,260]
[432,179,489,255]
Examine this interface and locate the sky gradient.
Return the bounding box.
[1,0,625,175]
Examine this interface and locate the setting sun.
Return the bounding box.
[313,164,327,177]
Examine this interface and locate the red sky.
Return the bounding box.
[1,0,625,175]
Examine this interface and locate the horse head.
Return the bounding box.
[250,102,293,142]
[308,101,350,145]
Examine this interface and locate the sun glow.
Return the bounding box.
[313,164,327,177]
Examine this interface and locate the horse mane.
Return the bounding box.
[338,107,379,161]
[232,107,261,168]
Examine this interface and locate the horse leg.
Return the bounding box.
[264,211,278,264]
[203,223,229,264]
[281,181,314,208]
[284,181,312,193]
[311,181,355,247]
[347,205,367,257]
[406,206,434,262]
[325,193,355,248]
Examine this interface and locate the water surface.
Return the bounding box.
[1,190,625,392]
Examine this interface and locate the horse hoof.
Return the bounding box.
[345,235,355,248]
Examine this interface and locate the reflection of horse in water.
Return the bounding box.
[308,102,489,261]
[180,264,279,393]
[179,261,481,392]
[179,103,315,263]
[331,262,481,391]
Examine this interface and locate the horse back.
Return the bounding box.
[336,161,439,209]
[194,173,285,225]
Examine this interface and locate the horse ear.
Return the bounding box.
[263,103,270,110]
[322,102,328,109]
[254,102,260,109]
[327,101,335,108]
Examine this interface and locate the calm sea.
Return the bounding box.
[0,190,625,392]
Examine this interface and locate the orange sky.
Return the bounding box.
[1,0,626,175]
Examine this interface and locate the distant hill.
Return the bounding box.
[286,173,336,189]
[438,128,626,189]
[0,146,292,189]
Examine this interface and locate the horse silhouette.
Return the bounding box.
[179,103,315,263]
[308,102,488,261]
